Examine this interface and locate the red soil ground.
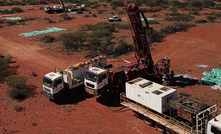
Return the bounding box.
[0,4,221,134]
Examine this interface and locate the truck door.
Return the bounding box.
[53,79,63,94]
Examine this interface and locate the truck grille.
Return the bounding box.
[44,87,51,93]
[86,82,94,88]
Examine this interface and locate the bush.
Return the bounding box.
[207,16,217,22]
[140,8,148,13]
[0,9,11,14]
[5,75,29,100]
[113,37,133,57]
[214,12,221,17]
[161,21,194,34]
[215,4,221,10]
[77,11,83,14]
[11,7,24,13]
[166,12,195,21]
[11,102,23,112]
[40,35,55,43]
[31,71,37,76]
[195,19,208,23]
[147,7,162,12]
[92,22,115,32]
[84,14,90,17]
[146,29,164,42]
[7,21,17,26]
[92,13,97,17]
[5,75,28,89]
[60,31,89,50]
[110,0,124,7]
[115,22,130,29]
[148,20,160,24]
[106,0,112,3]
[39,0,47,4]
[190,11,200,15]
[60,13,71,20]
[0,57,10,72]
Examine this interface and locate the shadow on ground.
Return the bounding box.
[52,85,94,105]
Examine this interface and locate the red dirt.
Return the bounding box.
[0,4,221,134]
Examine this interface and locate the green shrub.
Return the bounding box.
[166,13,194,21]
[102,4,107,8]
[60,31,89,50]
[39,0,47,4]
[11,102,23,112]
[40,35,55,43]
[5,75,28,89]
[110,0,124,7]
[115,22,130,29]
[140,8,148,13]
[113,37,133,57]
[31,71,37,76]
[92,13,97,17]
[84,14,90,17]
[195,19,208,23]
[147,7,162,12]
[170,0,187,8]
[11,7,23,13]
[92,22,115,32]
[0,57,10,72]
[146,29,164,42]
[214,12,221,17]
[189,0,202,8]
[148,20,160,24]
[161,22,194,34]
[190,11,200,15]
[0,9,11,14]
[207,16,217,22]
[7,21,17,26]
[77,11,83,14]
[215,4,221,10]
[60,13,71,20]
[200,0,215,8]
[106,0,112,3]
[5,75,29,100]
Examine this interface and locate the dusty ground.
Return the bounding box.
[0,3,221,134]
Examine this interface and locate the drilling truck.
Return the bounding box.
[121,77,221,134]
[43,55,106,100]
[84,1,172,96]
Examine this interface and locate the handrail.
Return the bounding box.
[120,93,195,133]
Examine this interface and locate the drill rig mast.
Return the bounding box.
[124,1,171,78]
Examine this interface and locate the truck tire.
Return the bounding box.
[143,117,153,126]
[155,123,165,133]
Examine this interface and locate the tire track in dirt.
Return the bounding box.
[0,36,65,76]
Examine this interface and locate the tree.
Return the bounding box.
[5,75,29,100]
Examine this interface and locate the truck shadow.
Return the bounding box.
[52,85,94,105]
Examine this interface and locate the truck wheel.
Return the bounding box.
[143,117,153,126]
[155,123,165,133]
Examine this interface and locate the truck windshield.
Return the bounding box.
[85,71,97,82]
[43,77,53,88]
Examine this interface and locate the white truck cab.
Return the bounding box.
[43,72,64,100]
[207,114,221,134]
[84,67,108,95]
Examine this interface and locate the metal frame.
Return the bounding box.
[196,104,221,134]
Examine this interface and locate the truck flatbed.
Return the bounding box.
[120,95,193,134]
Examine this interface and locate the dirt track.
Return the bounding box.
[1,4,221,134]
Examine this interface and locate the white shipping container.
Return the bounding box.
[126,77,177,113]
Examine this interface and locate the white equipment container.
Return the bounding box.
[126,77,177,113]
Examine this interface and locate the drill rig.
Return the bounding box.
[84,1,172,96]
